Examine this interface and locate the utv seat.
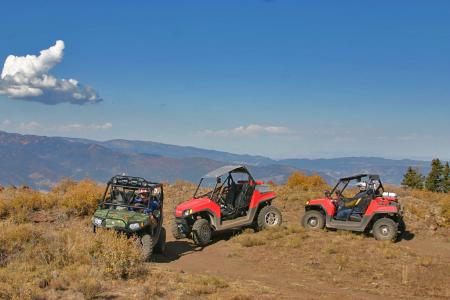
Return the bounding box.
[224,182,237,209]
[234,183,251,210]
[112,191,127,210]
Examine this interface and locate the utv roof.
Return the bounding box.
[339,174,380,181]
[203,165,249,179]
[108,175,160,188]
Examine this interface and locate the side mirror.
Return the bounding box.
[324,190,331,198]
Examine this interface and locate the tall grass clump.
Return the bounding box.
[0,222,143,299]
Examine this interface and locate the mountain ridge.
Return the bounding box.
[0,130,430,188]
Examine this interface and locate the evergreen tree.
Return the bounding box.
[425,158,444,192]
[401,167,424,189]
[443,162,450,193]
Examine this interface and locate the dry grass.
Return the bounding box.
[0,178,449,299]
[232,224,450,298]
[0,180,262,300]
[0,179,103,223]
[386,185,450,229]
[0,221,144,299]
[286,171,329,191]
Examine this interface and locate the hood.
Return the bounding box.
[93,208,148,224]
[175,197,215,217]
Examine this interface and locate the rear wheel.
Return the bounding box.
[192,218,211,246]
[302,210,325,230]
[372,218,398,241]
[139,234,153,261]
[257,206,282,230]
[154,227,166,254]
[171,220,183,239]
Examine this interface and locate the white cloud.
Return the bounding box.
[0,40,102,105]
[56,122,113,132]
[0,119,112,133]
[19,121,41,130]
[198,124,293,137]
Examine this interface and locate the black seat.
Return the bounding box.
[234,183,251,210]
[224,182,237,209]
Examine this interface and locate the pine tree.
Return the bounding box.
[443,162,450,193]
[425,158,444,192]
[401,167,424,189]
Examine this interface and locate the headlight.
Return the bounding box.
[93,217,103,226]
[183,209,193,216]
[129,223,141,230]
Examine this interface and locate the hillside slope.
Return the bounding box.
[0,131,307,188]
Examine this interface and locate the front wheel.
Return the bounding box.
[302,210,325,230]
[154,227,166,254]
[171,220,183,239]
[192,219,211,246]
[257,206,282,230]
[372,218,398,241]
[139,234,154,261]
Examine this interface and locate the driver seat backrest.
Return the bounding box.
[225,181,237,208]
[355,192,373,214]
[234,183,251,209]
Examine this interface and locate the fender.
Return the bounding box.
[249,189,276,209]
[306,198,336,216]
[365,201,399,216]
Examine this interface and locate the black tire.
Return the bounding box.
[171,220,183,239]
[257,206,282,230]
[139,234,153,261]
[154,227,166,254]
[372,218,398,241]
[302,210,325,230]
[192,218,211,246]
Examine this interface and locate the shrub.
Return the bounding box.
[287,171,328,191]
[60,180,103,216]
[92,229,144,279]
[0,188,58,222]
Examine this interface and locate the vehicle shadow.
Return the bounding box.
[399,230,415,241]
[153,230,239,263]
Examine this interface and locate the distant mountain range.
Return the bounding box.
[0,130,430,189]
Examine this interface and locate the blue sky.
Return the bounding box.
[0,1,449,160]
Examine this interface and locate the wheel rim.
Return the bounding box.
[265,211,279,226]
[379,225,390,236]
[307,216,318,228]
[198,224,210,241]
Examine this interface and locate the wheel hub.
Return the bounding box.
[265,212,279,226]
[308,217,318,227]
[380,225,390,236]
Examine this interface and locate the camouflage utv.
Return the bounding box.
[92,175,165,260]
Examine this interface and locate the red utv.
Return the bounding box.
[302,174,405,241]
[172,165,282,246]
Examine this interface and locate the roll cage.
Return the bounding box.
[99,175,164,212]
[330,174,384,199]
[193,165,255,202]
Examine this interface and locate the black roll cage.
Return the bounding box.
[330,174,384,198]
[99,175,164,211]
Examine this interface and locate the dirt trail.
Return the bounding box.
[154,208,450,299]
[153,231,449,299]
